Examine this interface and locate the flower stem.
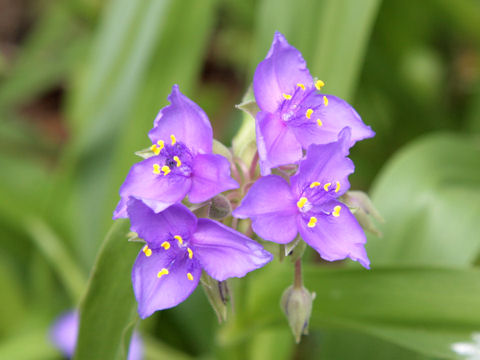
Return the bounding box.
[294,258,303,289]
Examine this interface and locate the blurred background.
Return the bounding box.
[0,0,479,359]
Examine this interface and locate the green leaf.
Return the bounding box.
[367,133,480,266]
[0,327,58,360]
[0,256,26,336]
[244,262,480,359]
[74,219,141,360]
[25,217,87,302]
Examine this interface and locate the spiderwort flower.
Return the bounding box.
[233,128,370,268]
[114,85,238,218]
[254,32,375,174]
[127,198,273,318]
[49,310,143,360]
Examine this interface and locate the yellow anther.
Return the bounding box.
[332,205,341,217]
[173,155,181,167]
[315,80,325,90]
[161,241,170,250]
[187,272,194,281]
[157,268,169,278]
[170,134,176,145]
[187,247,193,259]
[335,181,341,193]
[157,140,165,149]
[174,235,183,245]
[142,245,152,257]
[324,182,331,191]
[297,83,306,90]
[316,119,323,127]
[323,96,329,106]
[305,108,314,119]
[283,93,292,100]
[161,165,171,176]
[153,164,161,174]
[310,181,321,188]
[307,217,318,228]
[297,197,308,209]
[150,144,161,155]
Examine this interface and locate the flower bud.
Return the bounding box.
[208,194,232,220]
[342,191,384,237]
[280,285,315,343]
[200,272,229,322]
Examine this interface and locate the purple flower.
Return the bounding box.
[49,310,143,360]
[233,128,370,268]
[254,32,375,174]
[114,85,239,218]
[127,198,273,318]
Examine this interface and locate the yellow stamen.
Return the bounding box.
[150,144,160,155]
[310,181,321,188]
[307,217,318,228]
[323,96,329,106]
[157,140,165,149]
[187,272,194,281]
[187,248,193,259]
[315,80,325,90]
[174,235,183,245]
[142,245,152,257]
[297,197,308,209]
[170,134,176,145]
[283,93,292,100]
[335,181,341,193]
[316,119,323,127]
[161,241,170,250]
[297,83,305,90]
[332,205,341,217]
[323,182,331,191]
[305,108,314,119]
[153,164,161,174]
[161,165,171,176]
[157,268,169,278]
[173,155,181,167]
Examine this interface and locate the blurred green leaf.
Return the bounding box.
[243,262,480,359]
[25,217,87,302]
[75,219,140,360]
[0,4,88,108]
[367,133,480,266]
[0,256,26,336]
[0,327,58,360]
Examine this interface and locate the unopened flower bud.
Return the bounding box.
[280,285,315,343]
[342,191,384,237]
[208,195,232,220]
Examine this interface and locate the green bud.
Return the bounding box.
[200,272,229,323]
[342,191,384,237]
[280,285,316,343]
[208,194,232,220]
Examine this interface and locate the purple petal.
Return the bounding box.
[291,127,354,197]
[192,219,273,281]
[188,154,239,203]
[298,201,370,268]
[50,311,78,357]
[127,199,197,248]
[254,32,313,113]
[128,332,143,360]
[290,94,374,148]
[233,175,298,244]
[113,156,192,218]
[148,85,213,154]
[132,248,202,318]
[256,111,303,175]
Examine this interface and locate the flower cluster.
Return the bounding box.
[114,31,375,324]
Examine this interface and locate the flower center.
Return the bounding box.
[150,134,193,177]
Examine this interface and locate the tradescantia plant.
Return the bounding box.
[111,32,377,344]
